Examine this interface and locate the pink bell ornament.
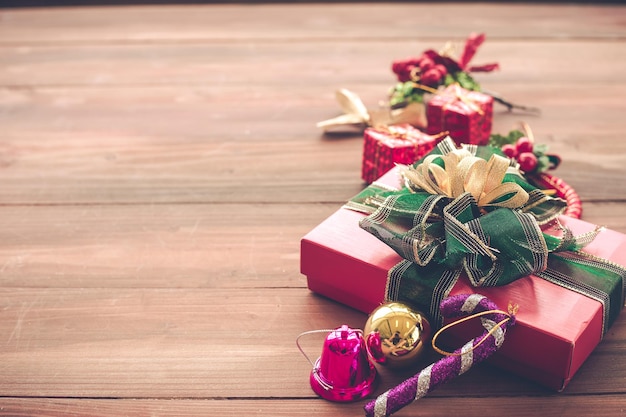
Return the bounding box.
[297,325,377,402]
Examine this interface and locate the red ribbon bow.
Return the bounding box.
[458,32,500,73]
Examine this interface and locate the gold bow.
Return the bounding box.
[316,89,427,132]
[316,89,371,131]
[402,143,529,209]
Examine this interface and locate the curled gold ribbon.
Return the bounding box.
[316,88,371,131]
[402,143,529,209]
[317,89,428,131]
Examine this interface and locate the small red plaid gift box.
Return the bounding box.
[426,84,493,146]
[361,124,446,184]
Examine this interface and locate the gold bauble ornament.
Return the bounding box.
[363,301,431,368]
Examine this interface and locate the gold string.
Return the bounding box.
[431,303,519,357]
[446,83,484,116]
[439,40,456,58]
[376,125,449,144]
[520,121,535,145]
[376,125,411,140]
[409,67,483,118]
[410,81,441,95]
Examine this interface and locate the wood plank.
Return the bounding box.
[0,200,624,290]
[0,201,624,289]
[1,396,626,417]
[0,203,329,289]
[0,131,366,204]
[0,83,625,204]
[0,288,624,398]
[0,288,347,398]
[0,4,624,44]
[577,202,626,231]
[1,41,625,87]
[1,83,625,145]
[0,3,624,415]
[0,133,400,202]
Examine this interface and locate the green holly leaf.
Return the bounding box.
[389,82,426,107]
[488,133,511,148]
[489,129,525,147]
[536,154,551,173]
[444,71,481,91]
[533,143,549,155]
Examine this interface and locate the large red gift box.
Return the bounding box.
[301,167,626,391]
[426,84,493,146]
[361,124,445,184]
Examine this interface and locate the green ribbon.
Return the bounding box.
[346,138,625,335]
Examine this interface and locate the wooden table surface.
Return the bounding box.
[1,2,625,416]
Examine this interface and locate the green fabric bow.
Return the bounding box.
[346,138,624,334]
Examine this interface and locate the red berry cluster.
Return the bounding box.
[392,51,454,87]
[501,136,538,172]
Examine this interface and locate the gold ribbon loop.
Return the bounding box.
[431,302,519,357]
[403,140,529,209]
[316,88,371,130]
[317,89,428,131]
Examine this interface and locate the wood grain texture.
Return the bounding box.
[2,396,626,417]
[0,3,625,416]
[0,85,624,204]
[0,287,624,397]
[1,41,625,87]
[0,202,624,290]
[0,4,624,43]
